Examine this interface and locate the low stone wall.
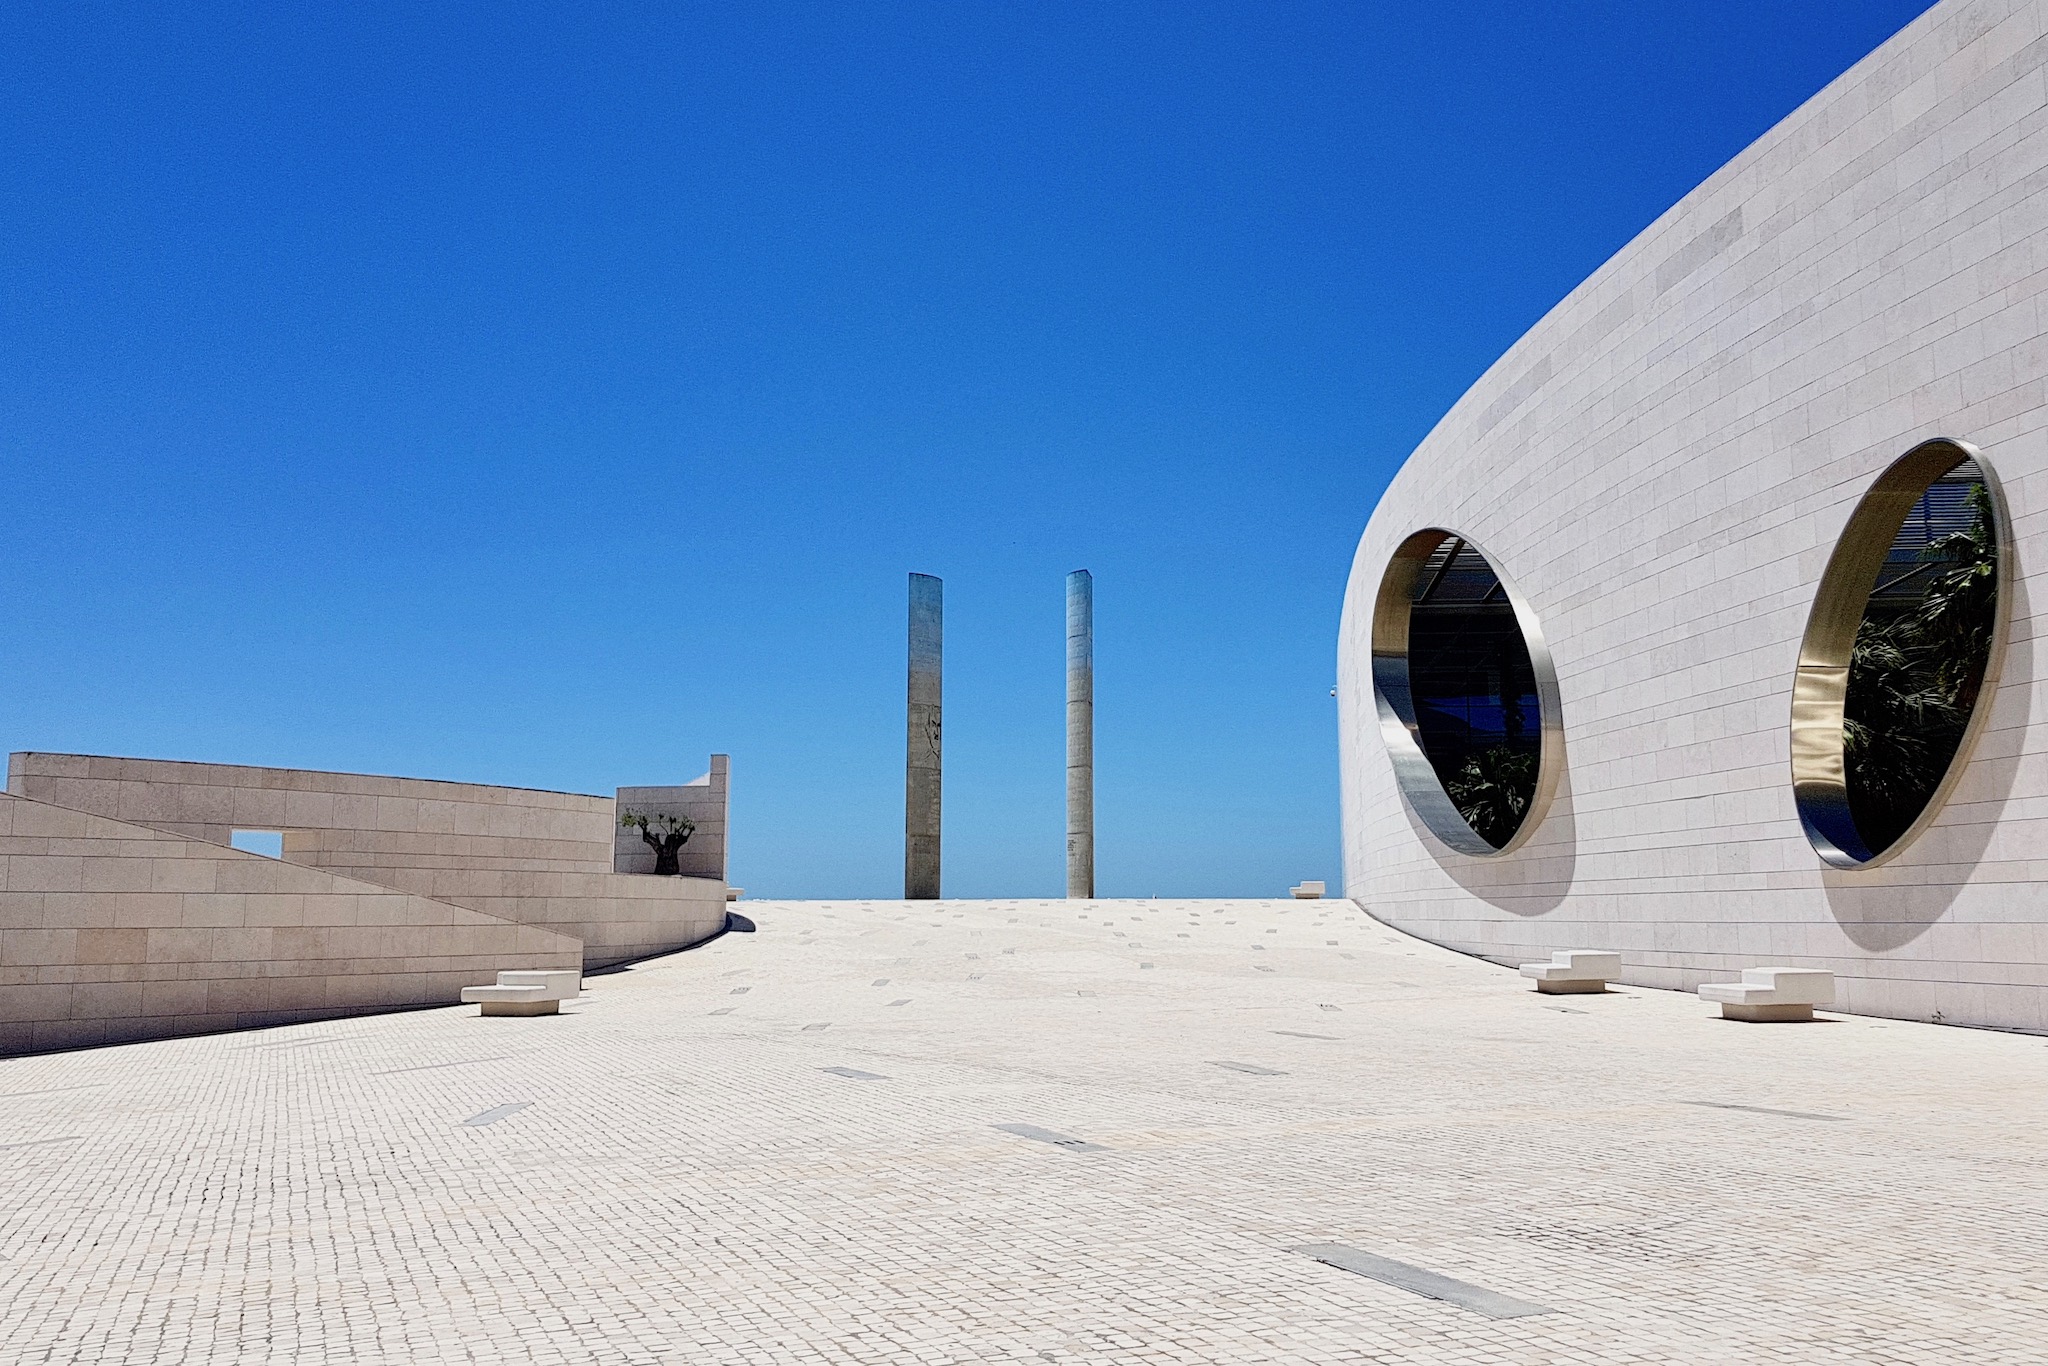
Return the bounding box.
[386,865,730,969]
[0,793,580,1054]
[10,752,616,874]
[10,752,731,971]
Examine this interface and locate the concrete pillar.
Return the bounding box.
[1066,569,1094,898]
[905,573,943,899]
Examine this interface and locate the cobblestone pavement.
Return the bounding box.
[5,898,2048,1364]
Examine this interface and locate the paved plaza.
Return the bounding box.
[4,898,2047,1364]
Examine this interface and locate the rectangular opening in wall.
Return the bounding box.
[231,829,284,858]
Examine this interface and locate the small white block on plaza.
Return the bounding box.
[1699,968,1834,1022]
[463,969,583,1017]
[1290,881,1325,900]
[1518,950,1622,994]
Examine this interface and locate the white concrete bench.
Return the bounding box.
[1518,950,1621,994]
[1698,967,1833,1022]
[726,887,745,901]
[462,970,582,1017]
[1290,881,1326,900]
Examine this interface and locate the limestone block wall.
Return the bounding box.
[614,755,730,880]
[0,792,579,1055]
[384,865,729,969]
[9,752,615,874]
[9,753,730,971]
[1336,0,2048,1031]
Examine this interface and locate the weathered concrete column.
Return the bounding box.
[1066,569,1093,898]
[905,573,943,899]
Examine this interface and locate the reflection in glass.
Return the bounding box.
[1406,538,1541,848]
[1842,457,1998,856]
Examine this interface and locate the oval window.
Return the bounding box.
[1792,439,2009,867]
[1370,530,1561,855]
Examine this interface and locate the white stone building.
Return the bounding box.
[1337,0,2048,1031]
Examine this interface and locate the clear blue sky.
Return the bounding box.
[0,2,1935,897]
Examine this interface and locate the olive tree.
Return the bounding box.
[620,808,695,876]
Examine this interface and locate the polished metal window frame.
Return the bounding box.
[1370,528,1563,857]
[1791,438,2012,869]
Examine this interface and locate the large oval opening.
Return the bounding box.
[1792,439,2010,868]
[1370,530,1561,856]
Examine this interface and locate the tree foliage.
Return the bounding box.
[1843,480,1997,855]
[1444,743,1538,849]
[1914,481,2000,707]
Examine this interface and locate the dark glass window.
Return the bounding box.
[1406,538,1541,848]
[1842,458,1998,856]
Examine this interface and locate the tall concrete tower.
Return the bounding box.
[905,573,943,899]
[1066,569,1094,898]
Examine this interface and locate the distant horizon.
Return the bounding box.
[0,1,1937,897]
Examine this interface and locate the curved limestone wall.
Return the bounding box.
[0,792,580,1054]
[1337,0,2048,1031]
[9,753,730,970]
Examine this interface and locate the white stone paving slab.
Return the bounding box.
[0,897,2045,1364]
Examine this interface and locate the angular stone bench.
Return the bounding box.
[1290,881,1326,900]
[461,969,582,1017]
[1698,967,1833,1022]
[1517,950,1621,994]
